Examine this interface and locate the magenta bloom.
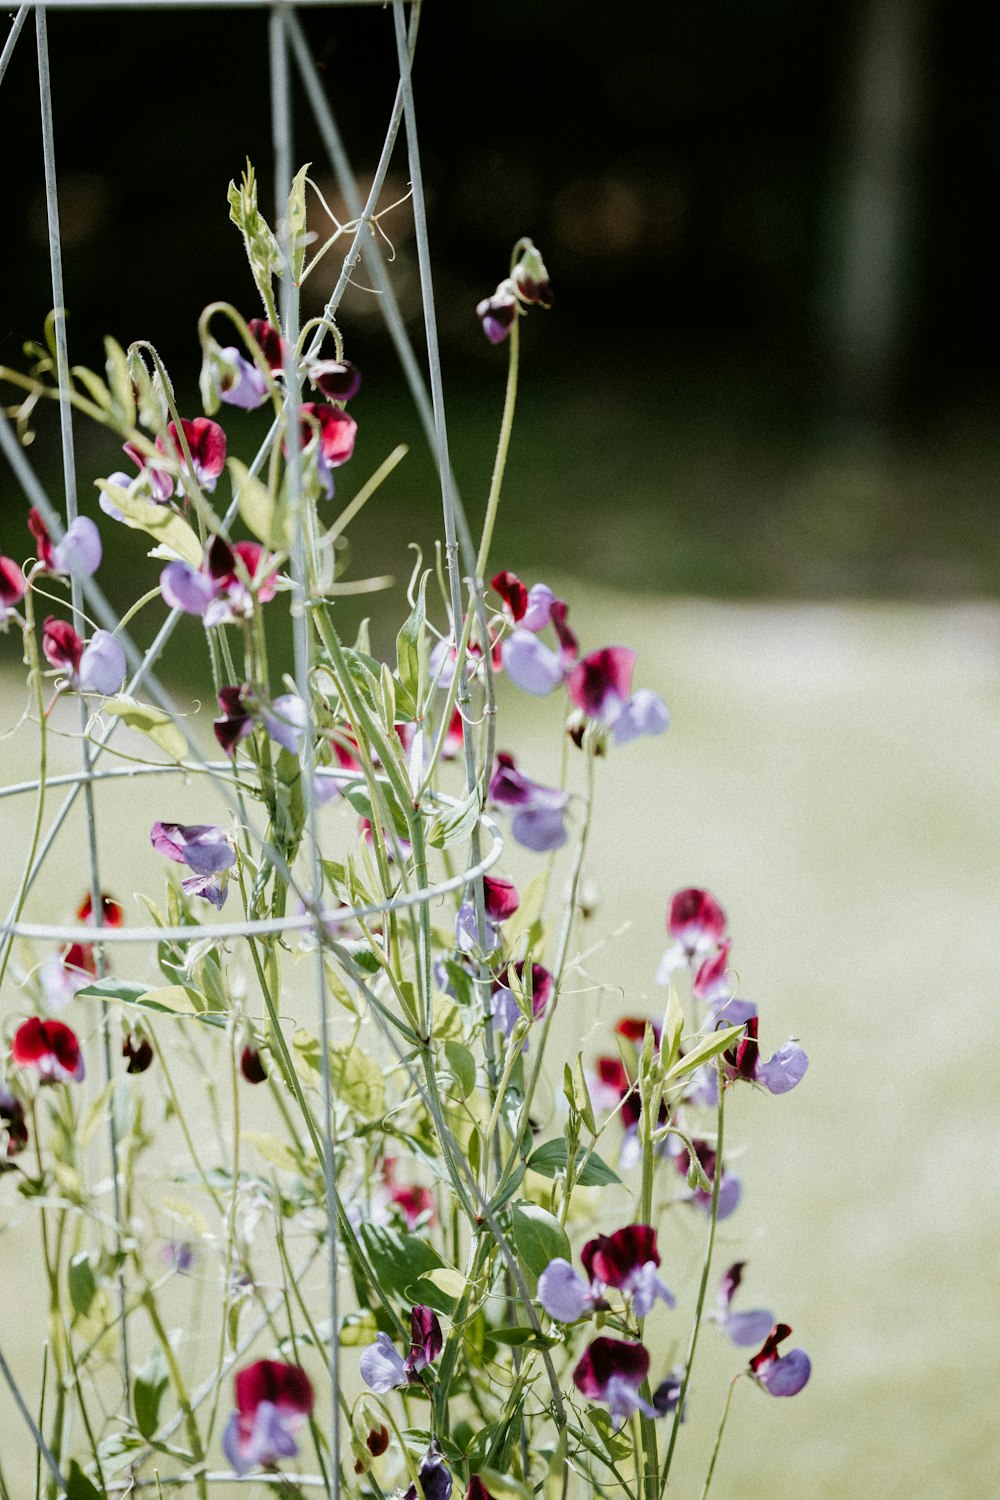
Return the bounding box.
[573,1336,659,1428]
[0,554,26,622]
[491,570,557,633]
[214,684,255,756]
[298,402,357,498]
[248,318,287,373]
[482,875,520,921]
[359,1304,443,1392]
[489,752,570,852]
[240,1045,268,1084]
[157,417,227,496]
[656,886,727,983]
[150,821,236,909]
[42,617,83,676]
[711,1262,775,1348]
[12,1017,85,1083]
[676,1138,742,1220]
[749,1323,811,1396]
[222,1360,314,1475]
[0,1086,29,1163]
[566,647,670,743]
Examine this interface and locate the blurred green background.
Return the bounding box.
[1,3,999,1498]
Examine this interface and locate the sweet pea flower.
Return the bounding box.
[582,1224,676,1317]
[403,1446,453,1500]
[150,820,236,909]
[214,684,255,756]
[161,536,278,629]
[28,509,102,579]
[122,1034,154,1074]
[308,359,362,403]
[221,1360,314,1475]
[573,1336,660,1429]
[359,1304,443,1392]
[710,1262,775,1348]
[248,318,287,372]
[476,279,519,344]
[383,1158,436,1229]
[567,647,670,744]
[156,417,227,496]
[240,1045,268,1084]
[489,752,569,852]
[455,874,520,954]
[214,346,270,410]
[41,618,126,696]
[11,1017,85,1083]
[0,554,26,623]
[298,402,357,498]
[675,1138,742,1220]
[748,1323,811,1396]
[0,1086,29,1163]
[490,960,553,1038]
[490,570,556,632]
[723,1015,809,1096]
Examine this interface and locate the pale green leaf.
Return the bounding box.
[95,481,202,566]
[104,695,187,762]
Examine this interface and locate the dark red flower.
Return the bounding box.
[123,1034,154,1074]
[240,1046,268,1084]
[12,1017,85,1083]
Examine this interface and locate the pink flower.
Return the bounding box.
[12,1017,85,1083]
[157,417,227,495]
[41,618,126,695]
[0,554,26,622]
[161,537,278,629]
[298,402,357,498]
[222,1360,314,1475]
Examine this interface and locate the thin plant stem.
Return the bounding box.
[699,1376,742,1500]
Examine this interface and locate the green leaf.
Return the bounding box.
[133,1345,169,1440]
[68,1252,98,1320]
[509,1201,571,1277]
[396,568,428,705]
[484,1326,557,1349]
[66,1461,102,1500]
[229,457,285,550]
[75,979,220,1024]
[585,1407,633,1461]
[478,1469,534,1500]
[286,163,312,283]
[228,160,280,326]
[663,1022,743,1085]
[358,1225,444,1301]
[545,1432,568,1500]
[661,983,685,1070]
[292,1032,385,1120]
[104,695,187,762]
[94,481,202,566]
[526,1138,621,1187]
[426,788,481,851]
[104,336,136,428]
[343,780,412,843]
[443,1040,477,1099]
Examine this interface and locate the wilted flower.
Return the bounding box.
[11,1017,85,1084]
[221,1360,314,1475]
[308,359,361,403]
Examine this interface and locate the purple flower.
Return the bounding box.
[150,821,236,910]
[260,693,308,754]
[503,630,569,695]
[488,752,569,852]
[748,1324,811,1396]
[160,537,277,629]
[29,509,102,579]
[491,960,553,1039]
[77,630,126,695]
[476,279,519,344]
[676,1140,742,1220]
[214,684,255,756]
[216,347,270,410]
[573,1337,660,1429]
[403,1446,453,1500]
[567,646,669,744]
[710,1262,776,1348]
[455,900,500,956]
[538,1258,594,1322]
[724,1017,809,1096]
[359,1304,443,1393]
[308,359,362,403]
[581,1224,676,1318]
[222,1360,313,1475]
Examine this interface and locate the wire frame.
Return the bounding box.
[0,4,499,1493]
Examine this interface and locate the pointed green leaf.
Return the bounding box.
[229,457,285,549]
[287,162,312,283]
[94,482,202,566]
[396,568,428,704]
[663,1023,743,1085]
[104,695,187,762]
[133,1345,169,1440]
[509,1201,571,1277]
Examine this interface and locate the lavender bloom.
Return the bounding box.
[489,752,569,853]
[581,1225,676,1317]
[217,347,270,410]
[476,279,518,344]
[51,516,102,578]
[150,821,236,909]
[612,687,671,745]
[538,1258,594,1322]
[261,693,308,754]
[711,1263,775,1348]
[455,900,500,956]
[503,630,568,695]
[78,631,126,695]
[755,1041,810,1095]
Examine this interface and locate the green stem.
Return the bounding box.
[475,316,519,579]
[141,1288,208,1500]
[659,1065,727,1493]
[699,1376,742,1500]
